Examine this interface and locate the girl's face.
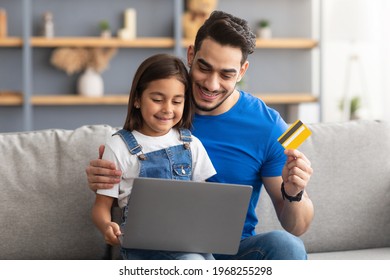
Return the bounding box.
[135,78,186,137]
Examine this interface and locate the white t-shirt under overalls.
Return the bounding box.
[97,128,216,208]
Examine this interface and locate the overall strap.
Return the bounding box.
[113,129,146,159]
[179,128,192,149]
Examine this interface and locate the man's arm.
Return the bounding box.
[86,145,122,191]
[263,149,314,236]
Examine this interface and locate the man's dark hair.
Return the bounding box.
[194,10,256,65]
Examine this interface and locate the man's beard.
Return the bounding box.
[194,97,227,112]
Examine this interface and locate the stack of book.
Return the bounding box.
[0,8,7,38]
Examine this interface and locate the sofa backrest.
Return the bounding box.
[2,120,389,259]
[0,125,113,259]
[256,120,390,253]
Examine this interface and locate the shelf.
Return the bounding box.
[255,38,318,49]
[0,37,23,47]
[23,94,317,106]
[31,95,128,105]
[30,37,175,48]
[253,93,318,104]
[182,38,318,49]
[1,37,317,49]
[0,92,23,105]
[0,95,23,105]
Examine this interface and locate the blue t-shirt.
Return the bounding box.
[192,91,288,238]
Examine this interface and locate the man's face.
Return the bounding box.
[188,38,248,116]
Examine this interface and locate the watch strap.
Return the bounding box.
[281,182,304,202]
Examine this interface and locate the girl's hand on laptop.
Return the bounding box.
[104,222,122,245]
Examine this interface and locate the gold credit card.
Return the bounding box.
[278,120,312,149]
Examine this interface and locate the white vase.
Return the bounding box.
[257,27,272,39]
[100,30,111,38]
[77,68,104,97]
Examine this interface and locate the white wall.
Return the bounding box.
[321,0,390,122]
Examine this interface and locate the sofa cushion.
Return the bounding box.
[256,120,390,254]
[308,247,390,260]
[0,125,113,259]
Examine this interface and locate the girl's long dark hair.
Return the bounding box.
[123,54,193,131]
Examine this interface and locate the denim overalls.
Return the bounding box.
[114,129,213,259]
[114,128,193,181]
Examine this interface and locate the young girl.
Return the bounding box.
[92,54,216,260]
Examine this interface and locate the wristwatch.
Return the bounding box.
[281,182,304,202]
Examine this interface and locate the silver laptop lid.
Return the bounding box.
[120,177,252,255]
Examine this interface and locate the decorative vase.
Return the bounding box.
[77,67,104,97]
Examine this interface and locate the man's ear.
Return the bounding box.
[187,45,195,67]
[237,60,249,82]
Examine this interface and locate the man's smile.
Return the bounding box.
[197,84,224,101]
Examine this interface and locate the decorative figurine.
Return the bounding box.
[118,8,136,40]
[42,11,54,38]
[182,0,218,41]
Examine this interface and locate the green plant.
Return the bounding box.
[339,96,361,115]
[258,19,269,28]
[99,20,110,31]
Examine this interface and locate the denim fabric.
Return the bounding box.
[138,144,192,180]
[118,129,213,260]
[213,230,307,260]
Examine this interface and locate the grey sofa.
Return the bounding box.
[1,120,389,260]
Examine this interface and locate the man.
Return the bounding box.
[86,10,314,260]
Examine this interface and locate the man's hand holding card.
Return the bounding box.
[278,120,313,204]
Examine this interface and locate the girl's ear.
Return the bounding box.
[134,100,140,109]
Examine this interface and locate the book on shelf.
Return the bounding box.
[0,9,7,38]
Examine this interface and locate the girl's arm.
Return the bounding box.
[92,194,122,245]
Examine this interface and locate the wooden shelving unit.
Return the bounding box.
[9,36,318,107]
[1,36,317,108]
[0,0,321,131]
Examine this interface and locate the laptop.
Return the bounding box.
[119,177,252,255]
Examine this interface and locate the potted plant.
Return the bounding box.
[257,19,272,39]
[99,20,111,38]
[339,96,361,120]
